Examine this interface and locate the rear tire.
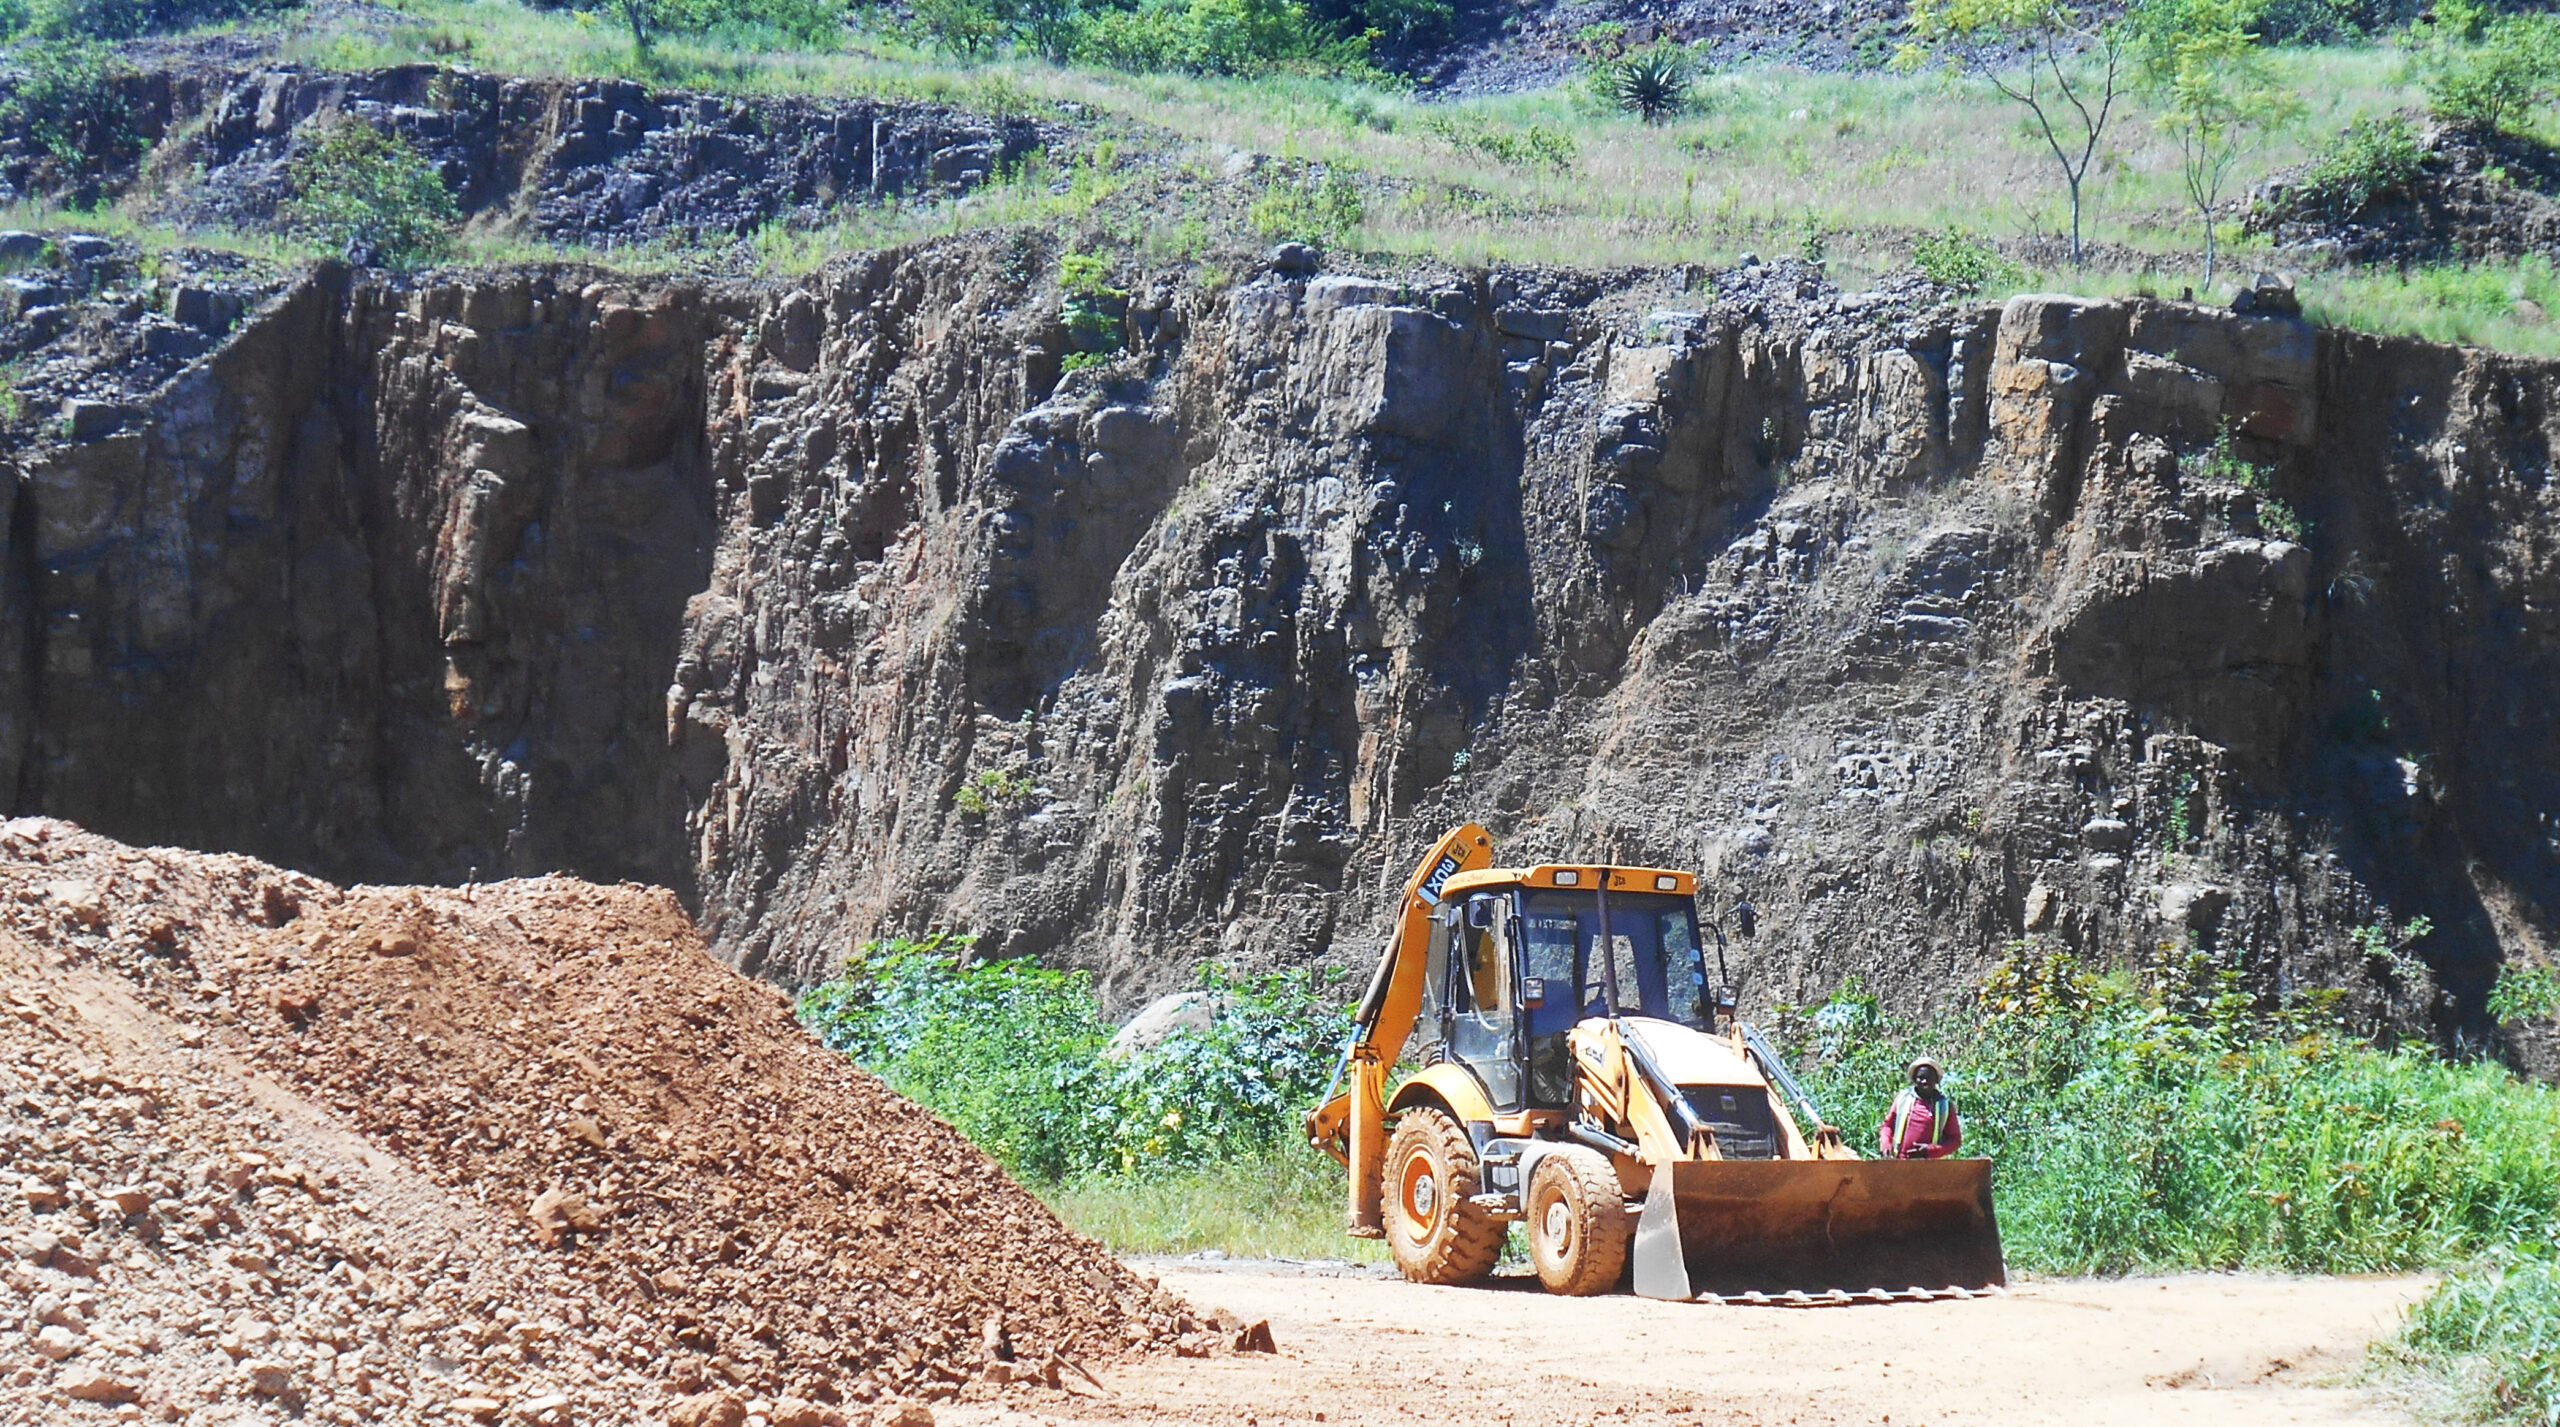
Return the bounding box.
[1383,1108,1504,1286]
[1527,1145,1630,1296]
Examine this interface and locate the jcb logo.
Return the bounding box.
[1416,853,1463,906]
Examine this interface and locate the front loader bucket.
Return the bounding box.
[1630,1159,2005,1302]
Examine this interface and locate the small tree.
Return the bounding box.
[2129,0,2302,293]
[612,0,656,51]
[2409,0,2560,133]
[282,119,461,266]
[1901,0,2127,265]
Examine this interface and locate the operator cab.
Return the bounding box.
[1412,865,1739,1116]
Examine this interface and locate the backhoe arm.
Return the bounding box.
[1304,823,1492,1235]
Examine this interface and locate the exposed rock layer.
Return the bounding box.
[5,237,2559,1068]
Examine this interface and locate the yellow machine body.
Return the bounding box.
[1304,826,2006,1300]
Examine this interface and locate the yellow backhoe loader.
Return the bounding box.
[1305,824,2005,1302]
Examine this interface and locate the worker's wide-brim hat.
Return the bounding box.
[1908,1056,1942,1076]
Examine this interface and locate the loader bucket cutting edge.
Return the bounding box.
[1630,1159,2005,1302]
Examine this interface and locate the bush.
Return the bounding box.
[1248,166,1364,247]
[0,40,138,173]
[281,119,460,265]
[1056,251,1126,355]
[796,934,1353,1182]
[0,0,300,40]
[1071,0,1374,77]
[2295,112,2427,216]
[2254,0,2423,44]
[1911,227,2000,294]
[2411,0,2560,134]
[518,0,846,48]
[903,0,1380,75]
[2386,1242,2560,1426]
[1777,944,2560,1276]
[2491,961,2560,1024]
[1421,113,1577,172]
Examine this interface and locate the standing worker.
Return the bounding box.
[1879,1056,1962,1159]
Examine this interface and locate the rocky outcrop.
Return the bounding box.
[5,239,2559,1068]
[1,65,1055,251]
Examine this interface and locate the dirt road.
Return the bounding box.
[945,1261,2431,1427]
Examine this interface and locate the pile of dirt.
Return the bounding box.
[0,819,1194,1424]
[2246,120,2560,265]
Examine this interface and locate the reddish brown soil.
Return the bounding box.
[0,819,1185,1425]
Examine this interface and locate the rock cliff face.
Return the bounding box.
[2,64,1052,250]
[5,240,2558,1065]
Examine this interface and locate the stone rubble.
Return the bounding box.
[0,819,1198,1426]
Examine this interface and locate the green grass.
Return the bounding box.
[29,0,2560,352]
[1040,1150,1389,1261]
[2378,1248,2560,1426]
[266,3,2400,264]
[1785,952,2560,1277]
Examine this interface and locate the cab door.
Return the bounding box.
[1449,893,1524,1111]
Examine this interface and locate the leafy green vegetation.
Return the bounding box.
[0,0,300,41]
[1057,249,1127,356]
[1607,46,1695,125]
[1776,941,2560,1276]
[2382,1245,2560,1427]
[1045,1149,1384,1259]
[1911,227,2000,293]
[1248,165,1363,247]
[2292,111,2426,215]
[0,39,139,174]
[898,0,1393,77]
[2490,961,2560,1025]
[801,923,2560,1283]
[797,935,1351,1186]
[2127,0,2300,288]
[952,765,1038,815]
[2409,0,2560,133]
[280,118,461,265]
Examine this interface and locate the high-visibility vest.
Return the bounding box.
[1888,1087,1954,1153]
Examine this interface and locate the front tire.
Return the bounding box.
[1527,1145,1630,1296]
[1383,1108,1505,1286]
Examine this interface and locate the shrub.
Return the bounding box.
[0,40,139,173]
[798,934,1110,1180]
[1057,251,1126,355]
[905,0,1376,75]
[1911,227,1999,293]
[1609,44,1694,124]
[2384,1243,2560,1427]
[952,765,1037,815]
[796,935,1352,1181]
[2491,961,2560,1024]
[281,119,460,265]
[1249,166,1364,247]
[2295,112,2427,216]
[1777,942,2560,1276]
[2411,0,2560,134]
[2253,0,2422,44]
[519,0,846,49]
[1072,0,1373,77]
[1332,0,1448,48]
[1421,114,1578,172]
[2,0,300,40]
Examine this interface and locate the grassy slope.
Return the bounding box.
[117,0,2539,353]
